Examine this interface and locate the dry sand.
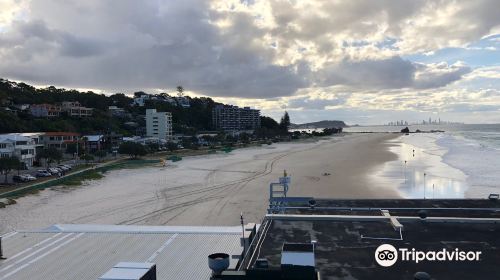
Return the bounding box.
[0,133,399,233]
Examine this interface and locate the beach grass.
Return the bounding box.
[59,170,104,187]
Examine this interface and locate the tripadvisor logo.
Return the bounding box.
[375,244,482,267]
[375,244,398,267]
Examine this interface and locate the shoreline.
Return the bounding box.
[0,133,400,233]
[375,133,470,199]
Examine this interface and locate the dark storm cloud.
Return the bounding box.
[0,0,306,97]
[0,0,493,98]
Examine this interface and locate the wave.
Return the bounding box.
[437,133,500,197]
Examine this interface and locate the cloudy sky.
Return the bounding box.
[0,0,499,124]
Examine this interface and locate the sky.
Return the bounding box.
[0,0,499,125]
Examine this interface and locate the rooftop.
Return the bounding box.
[241,198,500,280]
[1,224,244,280]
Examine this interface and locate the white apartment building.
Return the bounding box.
[145,109,173,141]
[0,134,37,168]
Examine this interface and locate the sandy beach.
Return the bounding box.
[0,133,399,233]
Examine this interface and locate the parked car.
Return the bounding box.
[23,174,37,181]
[36,170,52,177]
[47,168,61,175]
[61,164,72,170]
[57,165,70,171]
[13,175,28,182]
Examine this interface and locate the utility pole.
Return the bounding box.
[423,173,427,199]
[240,212,245,256]
[1,236,5,259]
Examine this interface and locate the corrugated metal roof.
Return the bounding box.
[0,224,244,280]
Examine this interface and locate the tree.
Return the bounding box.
[66,143,77,155]
[94,150,107,162]
[36,147,63,167]
[260,116,280,130]
[166,141,178,152]
[279,111,291,132]
[0,156,21,183]
[239,132,250,144]
[176,86,184,97]
[81,154,94,165]
[118,142,147,159]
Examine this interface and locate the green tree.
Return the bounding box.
[0,156,21,183]
[94,150,107,162]
[66,143,77,155]
[118,142,147,159]
[279,111,291,132]
[81,154,94,165]
[166,141,178,152]
[260,116,280,130]
[36,147,63,167]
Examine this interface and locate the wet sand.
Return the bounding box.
[0,133,399,233]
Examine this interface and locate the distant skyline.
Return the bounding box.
[0,0,499,124]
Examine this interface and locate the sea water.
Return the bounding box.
[346,124,500,198]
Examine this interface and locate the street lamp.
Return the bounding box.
[423,173,427,199]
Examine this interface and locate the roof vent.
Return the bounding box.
[254,258,269,269]
[208,253,230,276]
[418,210,427,220]
[414,271,431,280]
[281,243,316,280]
[98,262,156,280]
[308,199,317,209]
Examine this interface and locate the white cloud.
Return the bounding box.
[0,0,499,123]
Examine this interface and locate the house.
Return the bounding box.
[40,132,81,153]
[108,106,127,117]
[175,96,191,108]
[84,135,105,152]
[13,104,30,111]
[132,94,151,107]
[61,101,93,117]
[30,104,62,118]
[0,134,37,168]
[104,132,123,152]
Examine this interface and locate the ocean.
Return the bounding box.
[345,124,500,198]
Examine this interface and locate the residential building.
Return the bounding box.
[84,135,105,152]
[0,134,37,168]
[30,104,61,118]
[61,101,93,117]
[212,105,261,131]
[104,132,123,152]
[175,96,191,108]
[132,94,151,107]
[108,106,127,117]
[146,109,172,141]
[133,93,189,107]
[13,104,30,111]
[40,132,81,152]
[18,132,45,153]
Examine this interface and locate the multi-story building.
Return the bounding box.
[30,104,62,118]
[40,132,81,152]
[61,101,93,117]
[0,134,37,168]
[146,109,172,141]
[212,105,261,131]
